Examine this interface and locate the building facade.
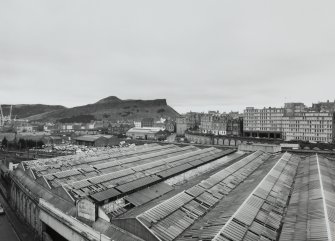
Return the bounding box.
[176,116,188,136]
[141,118,154,128]
[185,112,202,129]
[126,127,165,140]
[243,107,284,138]
[311,100,335,112]
[133,121,142,128]
[243,105,335,143]
[200,114,228,135]
[282,111,334,143]
[165,120,176,133]
[227,117,244,136]
[74,135,120,146]
[108,123,134,135]
[175,112,203,136]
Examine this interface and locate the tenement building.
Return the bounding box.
[243,104,335,143]
[176,112,203,136]
[312,99,335,112]
[176,116,188,136]
[199,113,243,136]
[200,114,228,135]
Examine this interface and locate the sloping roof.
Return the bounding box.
[127,127,162,134]
[12,168,76,215]
[43,136,62,140]
[125,182,173,207]
[74,135,106,142]
[90,188,122,203]
[93,218,145,241]
[17,134,44,141]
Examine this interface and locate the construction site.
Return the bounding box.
[2,143,335,241]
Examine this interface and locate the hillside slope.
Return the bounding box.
[1,104,67,119]
[25,96,179,122]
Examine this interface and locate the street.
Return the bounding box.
[0,214,19,241]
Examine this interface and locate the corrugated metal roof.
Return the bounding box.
[135,151,271,241]
[116,175,161,194]
[156,163,193,178]
[212,152,300,241]
[127,127,163,134]
[279,154,335,241]
[74,135,106,142]
[177,155,280,241]
[125,182,173,207]
[90,188,122,202]
[65,146,225,201]
[12,168,76,214]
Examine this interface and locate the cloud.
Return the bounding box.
[0,0,335,112]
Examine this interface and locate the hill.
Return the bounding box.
[1,104,67,119]
[24,96,179,122]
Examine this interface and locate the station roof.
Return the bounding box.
[12,142,335,241]
[18,144,234,204]
[110,152,335,241]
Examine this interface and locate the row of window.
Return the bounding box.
[291,136,332,142]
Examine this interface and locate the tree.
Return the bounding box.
[37,140,44,148]
[2,137,8,148]
[18,138,27,149]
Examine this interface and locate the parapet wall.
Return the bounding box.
[238,143,281,153]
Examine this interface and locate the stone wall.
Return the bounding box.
[10,182,42,237]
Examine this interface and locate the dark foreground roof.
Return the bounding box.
[12,143,335,241]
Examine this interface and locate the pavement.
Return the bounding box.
[0,181,38,241]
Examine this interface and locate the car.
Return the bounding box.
[0,204,4,215]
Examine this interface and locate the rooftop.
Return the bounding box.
[73,134,115,142]
[11,143,335,241]
[127,127,164,134]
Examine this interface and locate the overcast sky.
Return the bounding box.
[1,1,335,113]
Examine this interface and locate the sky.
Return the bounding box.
[1,1,335,114]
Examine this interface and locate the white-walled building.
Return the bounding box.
[243,105,335,143]
[282,111,334,142]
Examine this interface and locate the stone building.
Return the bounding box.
[185,112,202,129]
[165,120,176,133]
[200,114,228,135]
[108,123,133,135]
[126,127,165,140]
[227,117,244,136]
[176,116,188,136]
[311,100,335,112]
[73,135,120,146]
